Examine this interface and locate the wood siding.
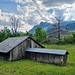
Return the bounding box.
[26,52,68,66]
[31,39,42,48]
[9,38,43,61]
[10,40,26,60]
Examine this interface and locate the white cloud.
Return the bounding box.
[0,10,11,26]
[1,0,75,32]
[12,0,75,25]
[21,24,33,32]
[0,9,32,32]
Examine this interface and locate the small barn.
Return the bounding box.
[26,48,69,65]
[0,36,69,65]
[0,36,44,61]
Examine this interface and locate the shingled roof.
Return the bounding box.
[0,36,44,53]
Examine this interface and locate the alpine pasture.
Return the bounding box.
[0,44,75,75]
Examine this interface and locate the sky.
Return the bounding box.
[0,0,75,32]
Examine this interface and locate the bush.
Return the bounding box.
[56,39,65,45]
[42,38,59,44]
[42,35,75,45]
[42,39,52,44]
[64,36,74,44]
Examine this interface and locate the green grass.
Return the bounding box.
[0,44,75,75]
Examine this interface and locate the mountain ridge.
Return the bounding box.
[29,21,75,34]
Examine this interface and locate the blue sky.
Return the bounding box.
[0,0,17,13]
[0,0,75,32]
[0,0,25,14]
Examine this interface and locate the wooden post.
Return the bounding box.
[10,51,13,61]
[31,40,34,48]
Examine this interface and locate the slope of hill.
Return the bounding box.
[61,21,75,30]
[29,22,52,34]
[29,21,75,34]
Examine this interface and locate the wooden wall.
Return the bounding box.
[10,38,43,61]
[26,52,68,66]
[25,38,42,48]
[10,40,26,61]
[31,39,42,48]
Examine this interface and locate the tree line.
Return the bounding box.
[0,26,75,45]
[0,27,47,43]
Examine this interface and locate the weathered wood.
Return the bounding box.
[26,52,68,66]
[10,50,13,61]
[8,37,44,61]
[0,36,68,66]
[10,40,27,60]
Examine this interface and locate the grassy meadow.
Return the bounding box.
[0,44,75,75]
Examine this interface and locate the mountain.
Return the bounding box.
[29,22,52,34]
[29,21,75,34]
[60,21,75,30]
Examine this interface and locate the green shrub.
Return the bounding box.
[64,36,74,44]
[56,39,65,45]
[42,39,52,44]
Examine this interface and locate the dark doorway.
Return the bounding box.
[0,52,10,60]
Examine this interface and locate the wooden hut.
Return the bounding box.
[0,36,44,61]
[0,36,69,65]
[26,48,69,65]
